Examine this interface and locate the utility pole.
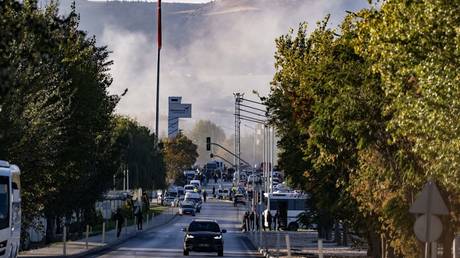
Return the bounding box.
[234,93,243,186]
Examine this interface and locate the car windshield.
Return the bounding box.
[188,221,220,232]
[182,204,194,208]
[186,197,201,203]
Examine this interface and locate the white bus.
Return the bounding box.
[264,192,308,231]
[0,160,21,257]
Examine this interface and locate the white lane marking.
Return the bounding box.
[117,247,180,252]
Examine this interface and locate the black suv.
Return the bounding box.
[183,219,226,256]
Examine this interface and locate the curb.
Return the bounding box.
[19,214,178,258]
[259,247,274,258]
[245,232,287,258]
[244,232,271,258]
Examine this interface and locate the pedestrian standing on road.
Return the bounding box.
[273,210,279,231]
[203,190,207,203]
[135,206,143,230]
[267,210,272,231]
[249,211,255,231]
[243,211,250,232]
[214,174,218,183]
[212,186,215,197]
[114,208,124,238]
[245,211,251,231]
[261,213,266,231]
[142,192,149,213]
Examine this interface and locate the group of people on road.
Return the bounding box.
[210,172,232,183]
[242,211,259,231]
[113,192,151,238]
[241,209,281,232]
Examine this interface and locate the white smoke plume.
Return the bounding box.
[57,0,371,138]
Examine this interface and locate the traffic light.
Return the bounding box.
[210,153,214,158]
[206,137,211,151]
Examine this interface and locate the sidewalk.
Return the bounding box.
[19,207,178,258]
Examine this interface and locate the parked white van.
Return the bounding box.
[189,180,201,192]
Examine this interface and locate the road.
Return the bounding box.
[91,196,262,257]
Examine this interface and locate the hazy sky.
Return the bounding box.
[73,0,372,137]
[90,0,211,3]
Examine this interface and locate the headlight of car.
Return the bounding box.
[213,235,222,240]
[186,234,195,239]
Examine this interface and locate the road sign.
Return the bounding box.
[414,214,443,242]
[410,180,449,258]
[410,181,449,215]
[101,201,112,220]
[169,103,191,118]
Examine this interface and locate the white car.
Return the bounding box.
[163,195,176,206]
[185,192,202,212]
[184,184,196,192]
[217,189,230,200]
[247,174,261,184]
[178,201,196,216]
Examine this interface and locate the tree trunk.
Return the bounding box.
[326,225,333,241]
[381,234,386,258]
[442,222,454,258]
[77,209,83,238]
[343,223,348,246]
[334,220,342,245]
[367,230,382,258]
[45,216,56,244]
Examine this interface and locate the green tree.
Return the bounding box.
[0,0,120,243]
[268,1,460,257]
[111,116,166,190]
[163,133,198,185]
[353,2,460,256]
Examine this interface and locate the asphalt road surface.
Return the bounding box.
[91,197,262,258]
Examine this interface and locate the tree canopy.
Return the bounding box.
[0,0,166,245]
[163,133,198,184]
[267,1,460,257]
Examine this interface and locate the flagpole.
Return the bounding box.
[155,0,162,141]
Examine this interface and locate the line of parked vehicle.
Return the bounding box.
[158,179,205,216]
